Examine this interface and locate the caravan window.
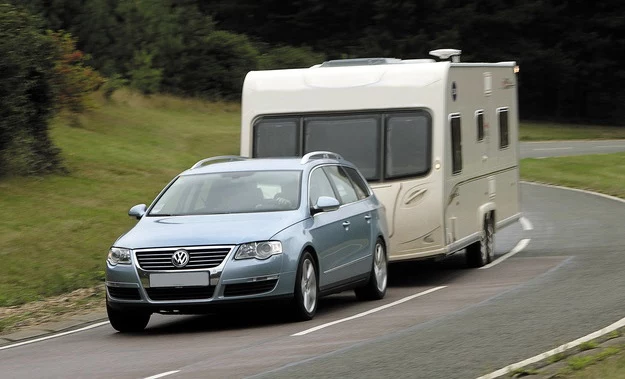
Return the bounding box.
[252,109,433,182]
[385,114,431,179]
[476,110,484,142]
[498,108,509,149]
[450,114,462,174]
[304,116,380,180]
[253,118,300,157]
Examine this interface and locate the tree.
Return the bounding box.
[48,31,105,114]
[0,4,62,175]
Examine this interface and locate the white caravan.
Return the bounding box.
[240,49,521,267]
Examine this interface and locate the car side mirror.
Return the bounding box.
[128,204,147,220]
[311,196,340,215]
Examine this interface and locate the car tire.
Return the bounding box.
[291,251,318,321]
[106,300,151,333]
[355,239,388,301]
[466,214,495,268]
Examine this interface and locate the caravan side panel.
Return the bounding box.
[443,65,520,251]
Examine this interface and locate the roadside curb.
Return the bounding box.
[0,311,108,349]
[491,327,625,378]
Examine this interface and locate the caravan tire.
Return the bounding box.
[466,214,495,268]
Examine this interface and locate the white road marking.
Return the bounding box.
[291,286,447,336]
[144,370,180,379]
[0,321,110,351]
[519,216,533,231]
[480,239,530,270]
[596,144,625,148]
[476,316,625,379]
[532,147,573,151]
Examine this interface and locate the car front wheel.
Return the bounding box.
[107,300,151,333]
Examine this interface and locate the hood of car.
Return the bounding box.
[114,211,305,249]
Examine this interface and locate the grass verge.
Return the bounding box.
[521,152,625,199]
[0,89,240,308]
[520,122,625,141]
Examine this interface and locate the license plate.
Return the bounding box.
[149,272,209,288]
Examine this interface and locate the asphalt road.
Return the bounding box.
[1,182,624,379]
[2,142,625,379]
[520,139,625,158]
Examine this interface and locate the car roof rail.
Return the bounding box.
[300,151,344,164]
[191,156,248,169]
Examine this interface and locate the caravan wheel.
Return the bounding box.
[466,214,495,268]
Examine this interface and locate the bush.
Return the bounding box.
[258,45,326,70]
[129,50,163,95]
[102,74,129,100]
[48,31,105,113]
[174,31,259,99]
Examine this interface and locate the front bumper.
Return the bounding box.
[106,246,296,313]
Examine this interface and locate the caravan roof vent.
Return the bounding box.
[401,59,436,64]
[319,58,401,67]
[429,49,462,62]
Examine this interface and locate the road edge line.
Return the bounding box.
[480,239,530,270]
[519,216,533,231]
[0,320,109,351]
[144,370,180,379]
[476,316,625,379]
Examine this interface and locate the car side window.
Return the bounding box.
[323,165,359,204]
[343,167,370,200]
[309,167,336,206]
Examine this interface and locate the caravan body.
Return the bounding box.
[240,52,521,264]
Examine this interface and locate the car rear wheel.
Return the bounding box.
[291,252,318,321]
[106,300,151,333]
[355,239,388,301]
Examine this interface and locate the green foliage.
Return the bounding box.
[102,74,129,100]
[178,31,259,99]
[48,30,105,114]
[258,45,326,70]
[128,50,163,95]
[580,341,599,351]
[0,4,62,176]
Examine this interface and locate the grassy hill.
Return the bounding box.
[0,90,240,307]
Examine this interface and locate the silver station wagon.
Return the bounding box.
[106,152,389,332]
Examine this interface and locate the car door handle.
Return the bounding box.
[364,215,372,220]
[342,221,351,227]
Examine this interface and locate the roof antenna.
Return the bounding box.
[429,49,462,63]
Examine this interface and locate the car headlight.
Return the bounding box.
[107,247,132,266]
[235,241,282,260]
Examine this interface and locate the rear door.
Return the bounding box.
[307,166,348,289]
[322,165,372,282]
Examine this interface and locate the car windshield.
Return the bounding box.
[148,170,302,216]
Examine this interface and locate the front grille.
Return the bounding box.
[108,286,141,300]
[135,246,231,270]
[145,286,215,301]
[223,279,278,297]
